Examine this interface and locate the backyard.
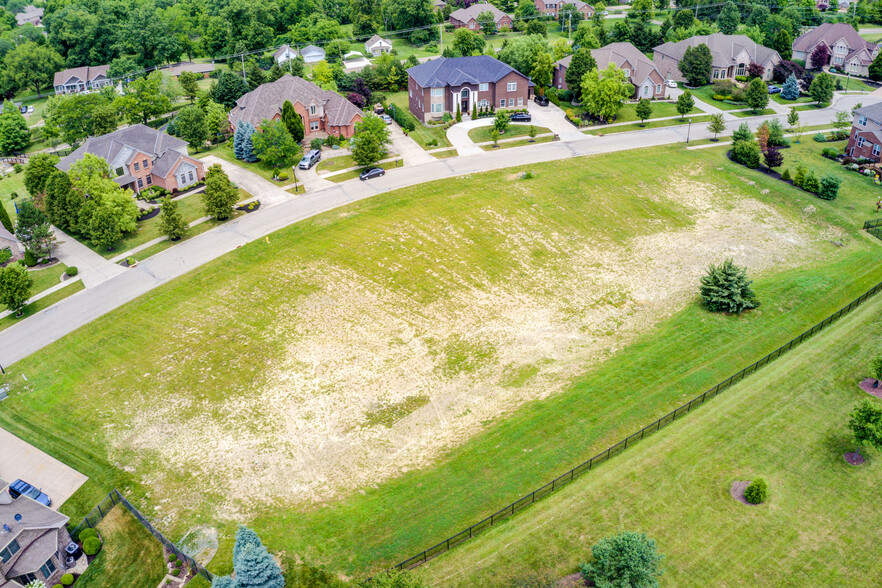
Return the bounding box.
[0,143,880,582]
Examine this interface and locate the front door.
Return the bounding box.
[460,88,469,113]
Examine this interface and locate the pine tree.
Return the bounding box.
[233,543,284,588]
[281,100,304,144]
[0,201,12,233]
[699,259,757,313]
[233,121,246,160]
[781,74,800,101]
[158,197,188,240]
[241,123,257,163]
[211,577,235,588]
[233,526,264,564]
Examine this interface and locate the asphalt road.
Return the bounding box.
[0,93,872,366]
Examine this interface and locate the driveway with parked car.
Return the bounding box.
[0,427,88,510]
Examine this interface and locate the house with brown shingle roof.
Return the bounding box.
[554,42,667,99]
[449,3,513,31]
[847,102,882,162]
[653,33,780,83]
[535,0,594,18]
[227,74,364,140]
[0,484,74,588]
[56,124,205,195]
[53,65,112,95]
[792,23,879,75]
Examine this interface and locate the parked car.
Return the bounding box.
[665,79,677,88]
[373,103,385,115]
[534,94,549,106]
[8,479,51,506]
[298,149,321,170]
[768,85,782,94]
[359,167,385,180]
[380,114,392,124]
[509,112,532,122]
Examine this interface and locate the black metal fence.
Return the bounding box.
[393,277,882,571]
[863,219,882,231]
[71,490,214,582]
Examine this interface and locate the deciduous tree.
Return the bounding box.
[635,98,652,126]
[14,201,54,258]
[848,400,882,460]
[24,153,59,198]
[745,77,769,112]
[452,28,485,57]
[202,164,239,220]
[0,102,29,155]
[708,113,725,140]
[351,114,390,167]
[531,51,553,93]
[178,71,200,102]
[3,42,63,95]
[676,90,694,119]
[717,1,740,35]
[159,196,188,240]
[175,105,208,152]
[809,72,834,105]
[252,119,298,168]
[581,63,633,122]
[114,72,173,125]
[678,43,712,87]
[0,262,31,316]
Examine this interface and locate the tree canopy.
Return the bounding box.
[581,63,634,122]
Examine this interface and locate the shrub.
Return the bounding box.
[818,174,841,200]
[272,167,280,179]
[83,537,102,556]
[309,138,323,150]
[169,553,178,562]
[53,585,62,588]
[13,163,22,173]
[65,266,78,277]
[559,89,574,102]
[79,528,98,541]
[813,132,827,142]
[732,140,761,169]
[171,569,180,576]
[699,258,758,313]
[821,147,839,159]
[781,168,791,181]
[0,248,10,264]
[580,531,664,588]
[803,170,820,193]
[23,250,37,267]
[277,172,289,181]
[744,478,768,504]
[793,163,808,187]
[126,257,136,266]
[60,574,74,586]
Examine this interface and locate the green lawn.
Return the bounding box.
[0,280,84,331]
[0,169,28,223]
[612,100,698,123]
[325,159,402,182]
[730,108,777,118]
[385,92,451,149]
[467,124,551,143]
[689,85,749,111]
[27,263,69,296]
[418,283,882,587]
[830,74,876,93]
[481,136,554,150]
[772,93,814,105]
[75,505,168,588]
[432,149,458,159]
[316,154,356,173]
[584,114,714,135]
[193,142,299,183]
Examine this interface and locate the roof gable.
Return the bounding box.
[407,55,531,88]
[55,124,188,173]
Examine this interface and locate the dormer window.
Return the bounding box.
[309,104,317,115]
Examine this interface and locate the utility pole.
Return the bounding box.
[568,13,572,42]
[241,54,247,85]
[439,23,443,49]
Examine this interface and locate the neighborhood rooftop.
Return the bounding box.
[654,33,779,69]
[792,22,878,55]
[56,124,189,173]
[449,2,510,22]
[407,55,535,88]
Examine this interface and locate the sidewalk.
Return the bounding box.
[0,276,81,319]
[52,226,125,288]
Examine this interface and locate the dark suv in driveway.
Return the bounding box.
[534,94,549,106]
[8,479,51,506]
[509,112,532,122]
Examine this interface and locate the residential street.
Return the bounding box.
[0,93,874,366]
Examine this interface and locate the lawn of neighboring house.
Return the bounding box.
[384,92,452,150]
[771,93,814,105]
[0,169,28,223]
[0,280,84,331]
[316,154,357,173]
[481,135,554,150]
[193,141,301,183]
[730,108,777,117]
[583,114,714,135]
[688,84,751,111]
[27,263,70,296]
[325,159,402,182]
[467,124,551,143]
[830,74,876,93]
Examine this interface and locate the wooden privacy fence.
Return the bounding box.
[393,277,882,570]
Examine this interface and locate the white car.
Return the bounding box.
[380,114,392,125]
[665,79,677,88]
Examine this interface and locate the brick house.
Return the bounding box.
[228,74,364,140]
[792,23,879,76]
[56,125,205,195]
[407,56,534,122]
[53,65,112,95]
[449,3,513,30]
[534,0,594,19]
[846,102,882,162]
[553,42,667,99]
[0,486,74,588]
[653,34,780,84]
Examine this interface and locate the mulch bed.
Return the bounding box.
[844,452,865,466]
[858,377,882,399]
[730,480,757,506]
[236,202,261,213]
[137,207,160,222]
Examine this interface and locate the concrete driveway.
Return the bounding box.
[200,155,291,207]
[0,427,88,509]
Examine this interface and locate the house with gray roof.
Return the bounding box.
[554,42,667,99]
[653,33,781,84]
[365,35,393,57]
[228,74,364,139]
[56,124,205,195]
[300,45,326,64]
[53,65,111,95]
[0,226,20,259]
[14,6,42,27]
[0,484,73,588]
[792,23,879,75]
[407,55,534,121]
[846,101,882,162]
[274,44,299,65]
[449,2,513,31]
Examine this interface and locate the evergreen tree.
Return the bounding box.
[0,262,31,316]
[580,531,664,588]
[566,48,597,102]
[0,101,29,155]
[773,29,792,61]
[281,100,304,143]
[699,259,757,313]
[234,543,284,588]
[717,1,740,35]
[732,122,753,142]
[781,74,800,100]
[202,164,239,220]
[233,121,246,160]
[870,52,882,82]
[233,526,265,564]
[211,577,235,588]
[211,71,250,109]
[15,201,55,257]
[158,197,188,240]
[678,44,712,87]
[241,123,257,163]
[0,201,12,233]
[23,153,59,198]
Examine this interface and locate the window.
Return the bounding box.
[146,175,152,185]
[1,540,20,563]
[189,171,194,181]
[517,97,523,106]
[115,167,124,177]
[656,84,662,94]
[133,162,140,171]
[431,88,443,96]
[858,136,865,147]
[40,557,57,578]
[137,178,143,188]
[623,68,630,77]
[310,121,319,131]
[469,22,475,28]
[874,144,881,157]
[507,82,517,91]
[859,116,867,126]
[500,99,505,107]
[431,103,443,113]
[479,83,488,91]
[409,89,412,97]
[180,174,186,185]
[142,159,148,168]
[15,574,37,585]
[309,104,317,115]
[735,64,745,76]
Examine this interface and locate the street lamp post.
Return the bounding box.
[687,118,692,144]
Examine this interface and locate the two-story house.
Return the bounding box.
[227,74,364,140]
[407,55,534,121]
[792,23,879,76]
[534,0,594,19]
[449,3,513,31]
[554,42,667,99]
[1,484,74,588]
[56,125,206,195]
[53,65,112,95]
[653,34,780,83]
[846,102,882,162]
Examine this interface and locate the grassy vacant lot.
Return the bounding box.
[76,506,167,588]
[467,124,551,143]
[418,282,882,587]
[0,144,880,582]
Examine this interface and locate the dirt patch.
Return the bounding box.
[858,377,882,399]
[730,480,756,505]
[558,572,587,587]
[845,452,866,466]
[112,169,829,520]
